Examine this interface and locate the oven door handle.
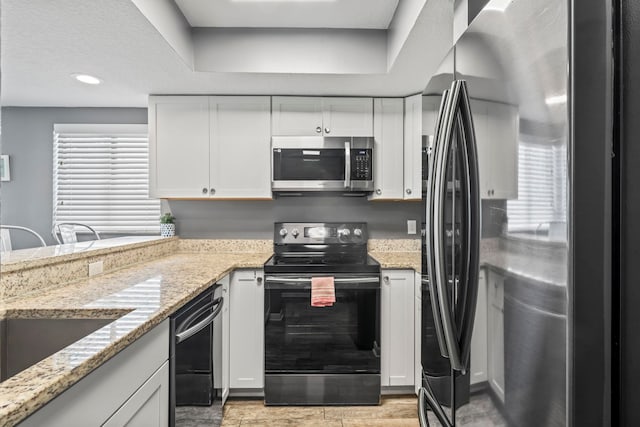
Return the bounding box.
[175,297,223,344]
[265,276,380,284]
[344,140,351,188]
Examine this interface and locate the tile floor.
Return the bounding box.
[217,393,506,427]
[221,396,420,427]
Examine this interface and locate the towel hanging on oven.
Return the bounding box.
[311,276,336,307]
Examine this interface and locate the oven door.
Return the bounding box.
[264,273,381,405]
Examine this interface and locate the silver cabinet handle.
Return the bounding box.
[344,140,351,188]
[265,276,379,284]
[324,127,330,134]
[202,188,208,194]
[406,188,412,195]
[383,276,390,283]
[257,276,263,284]
[210,188,215,195]
[376,189,382,195]
[316,126,322,133]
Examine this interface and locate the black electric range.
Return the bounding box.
[262,222,382,406]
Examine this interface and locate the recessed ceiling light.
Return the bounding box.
[545,94,567,105]
[72,74,102,85]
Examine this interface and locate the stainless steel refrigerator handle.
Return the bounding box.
[426,90,453,359]
[456,80,481,368]
[265,276,380,284]
[418,384,453,427]
[434,80,465,372]
[175,297,224,344]
[344,140,351,188]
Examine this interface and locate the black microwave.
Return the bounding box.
[271,136,374,193]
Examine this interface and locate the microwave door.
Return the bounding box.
[272,147,346,191]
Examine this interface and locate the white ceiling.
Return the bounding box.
[0,0,451,108]
[175,0,400,29]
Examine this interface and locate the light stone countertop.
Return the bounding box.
[0,236,173,272]
[370,251,421,272]
[0,251,270,427]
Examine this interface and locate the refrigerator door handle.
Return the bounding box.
[432,80,465,372]
[426,89,454,359]
[418,383,453,427]
[456,80,481,369]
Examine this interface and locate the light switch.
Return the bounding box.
[88,260,104,277]
[407,220,417,235]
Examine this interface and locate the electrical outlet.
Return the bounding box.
[407,220,417,235]
[88,260,104,277]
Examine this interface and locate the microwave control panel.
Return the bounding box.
[352,149,372,180]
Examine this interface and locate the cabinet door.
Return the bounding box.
[370,98,404,200]
[414,271,423,395]
[487,271,505,402]
[149,96,210,198]
[403,94,422,200]
[103,361,169,427]
[470,269,488,385]
[272,97,323,136]
[220,275,231,404]
[381,270,415,387]
[470,100,491,198]
[487,103,518,200]
[210,96,272,199]
[229,270,264,389]
[322,97,373,137]
[422,95,442,136]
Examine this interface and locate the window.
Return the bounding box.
[507,137,567,233]
[53,124,160,234]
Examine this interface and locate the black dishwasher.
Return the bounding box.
[170,285,224,427]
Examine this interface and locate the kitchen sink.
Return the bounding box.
[0,317,117,382]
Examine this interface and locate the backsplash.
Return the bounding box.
[168,197,423,239]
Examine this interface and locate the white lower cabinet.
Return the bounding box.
[487,269,505,402]
[103,361,169,427]
[229,269,264,390]
[470,269,488,385]
[414,271,423,395]
[219,274,231,404]
[19,320,169,427]
[381,269,415,387]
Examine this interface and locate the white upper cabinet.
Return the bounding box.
[321,97,373,136]
[471,100,518,200]
[149,96,272,199]
[271,97,323,136]
[272,96,373,137]
[422,95,443,136]
[370,98,404,200]
[209,96,271,198]
[403,94,422,200]
[149,96,210,198]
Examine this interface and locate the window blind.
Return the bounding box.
[53,124,160,234]
[507,140,567,232]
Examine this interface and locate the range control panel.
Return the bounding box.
[274,222,368,245]
[351,149,372,180]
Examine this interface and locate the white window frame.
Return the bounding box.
[53,124,160,235]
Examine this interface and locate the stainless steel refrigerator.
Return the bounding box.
[418,0,612,426]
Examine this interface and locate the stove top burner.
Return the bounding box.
[265,222,379,274]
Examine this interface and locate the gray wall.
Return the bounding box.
[168,198,422,239]
[0,107,148,249]
[1,107,422,249]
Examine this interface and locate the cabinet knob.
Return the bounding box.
[324,128,330,134]
[406,188,412,195]
[487,190,491,196]
[202,188,208,194]
[257,277,263,284]
[210,188,216,195]
[376,189,382,195]
[383,276,390,283]
[316,126,322,133]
